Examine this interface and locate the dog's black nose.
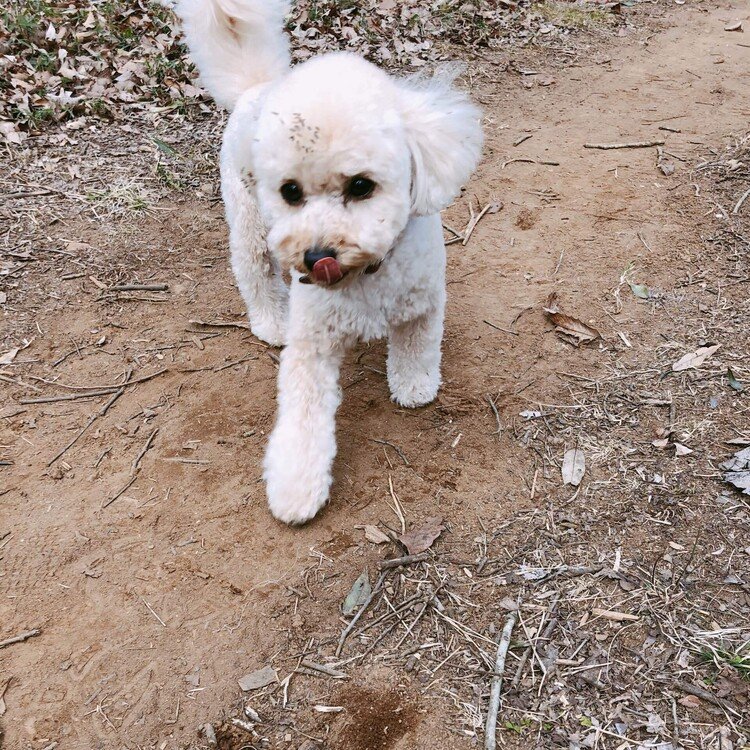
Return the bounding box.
[303,247,337,271]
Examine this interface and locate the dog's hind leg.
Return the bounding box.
[387,292,445,408]
[222,164,288,346]
[264,336,345,524]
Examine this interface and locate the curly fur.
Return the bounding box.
[177,0,483,524]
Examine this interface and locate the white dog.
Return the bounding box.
[178,0,483,524]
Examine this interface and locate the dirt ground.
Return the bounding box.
[1,1,749,749]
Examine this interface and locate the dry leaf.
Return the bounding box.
[678,695,702,709]
[672,344,720,372]
[544,293,600,345]
[0,347,20,365]
[562,448,585,486]
[238,666,277,691]
[398,516,444,555]
[722,447,750,495]
[342,571,371,616]
[364,525,390,544]
[674,443,693,456]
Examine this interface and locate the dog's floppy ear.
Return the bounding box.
[397,77,483,216]
[222,86,268,181]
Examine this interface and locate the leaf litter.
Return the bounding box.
[543,292,601,346]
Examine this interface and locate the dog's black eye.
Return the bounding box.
[346,176,376,201]
[280,180,303,205]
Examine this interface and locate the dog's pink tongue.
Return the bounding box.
[311,256,343,285]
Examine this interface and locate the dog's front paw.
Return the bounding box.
[263,432,332,524]
[250,315,286,347]
[388,369,440,408]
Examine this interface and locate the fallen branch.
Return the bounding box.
[0,628,41,649]
[485,611,517,750]
[584,140,665,150]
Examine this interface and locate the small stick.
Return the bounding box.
[513,134,533,147]
[108,283,169,292]
[189,318,249,330]
[370,439,409,466]
[0,628,41,649]
[386,474,406,534]
[732,187,750,215]
[584,140,665,150]
[462,203,493,246]
[486,394,502,436]
[131,428,158,474]
[483,320,519,336]
[335,571,386,656]
[47,386,125,466]
[377,552,430,570]
[299,660,348,679]
[484,610,517,750]
[30,367,168,392]
[102,476,137,509]
[141,597,167,627]
[20,388,118,404]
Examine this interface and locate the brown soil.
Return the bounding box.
[2,2,749,749]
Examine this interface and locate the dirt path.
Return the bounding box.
[1,3,749,749]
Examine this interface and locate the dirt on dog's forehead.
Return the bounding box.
[335,684,420,750]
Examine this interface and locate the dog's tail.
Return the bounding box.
[177,0,290,110]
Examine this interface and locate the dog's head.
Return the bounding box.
[230,53,483,287]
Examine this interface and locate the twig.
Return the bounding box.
[462,203,495,246]
[584,140,665,150]
[109,283,169,292]
[299,660,348,679]
[483,320,519,336]
[141,597,167,627]
[377,552,430,570]
[20,388,119,405]
[29,367,168,392]
[0,628,41,649]
[371,439,409,466]
[485,611,517,750]
[102,476,137,509]
[486,394,502,437]
[386,474,406,534]
[189,318,249,330]
[732,187,750,215]
[132,428,158,474]
[335,571,386,656]
[47,386,125,466]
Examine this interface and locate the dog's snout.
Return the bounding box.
[303,247,337,271]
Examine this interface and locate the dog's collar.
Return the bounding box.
[364,232,403,277]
